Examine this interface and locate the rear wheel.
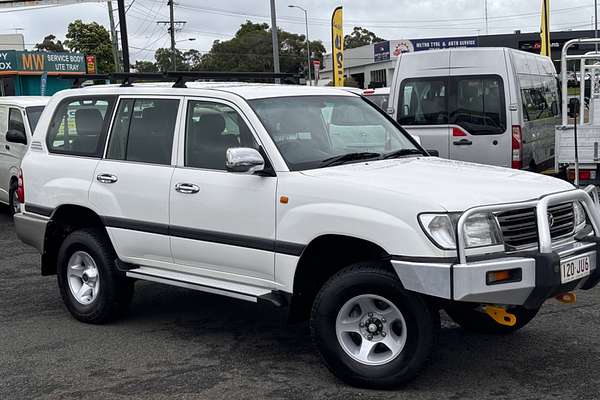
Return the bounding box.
[57,228,134,324]
[445,302,540,334]
[310,262,439,389]
[8,184,19,216]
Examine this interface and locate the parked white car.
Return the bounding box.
[0,96,48,214]
[13,80,600,389]
[389,48,560,172]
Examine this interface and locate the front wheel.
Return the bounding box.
[310,262,439,389]
[445,302,540,334]
[57,228,134,324]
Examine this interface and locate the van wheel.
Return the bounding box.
[445,302,540,334]
[8,185,19,216]
[57,228,134,324]
[310,262,439,389]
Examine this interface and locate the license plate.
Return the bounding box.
[560,255,591,284]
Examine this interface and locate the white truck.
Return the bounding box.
[555,38,600,185]
[13,75,600,389]
[0,96,48,214]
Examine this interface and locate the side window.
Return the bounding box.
[450,75,506,135]
[185,101,258,170]
[8,108,25,135]
[398,78,448,125]
[47,97,115,157]
[519,74,560,122]
[107,98,179,165]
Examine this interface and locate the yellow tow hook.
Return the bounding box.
[555,292,577,304]
[483,305,517,327]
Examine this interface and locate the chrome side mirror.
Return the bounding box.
[226,147,265,174]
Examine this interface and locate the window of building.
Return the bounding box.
[47,96,115,157]
[107,98,179,165]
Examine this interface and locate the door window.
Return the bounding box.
[107,98,179,165]
[398,78,448,125]
[450,75,506,135]
[46,96,115,157]
[184,101,258,170]
[8,108,25,136]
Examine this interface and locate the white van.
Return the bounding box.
[0,96,48,214]
[389,47,560,171]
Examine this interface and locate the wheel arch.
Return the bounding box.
[289,234,394,321]
[41,204,110,276]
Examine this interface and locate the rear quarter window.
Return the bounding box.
[46,96,116,157]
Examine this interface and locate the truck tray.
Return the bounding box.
[555,125,600,165]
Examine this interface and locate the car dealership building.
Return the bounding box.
[321,29,599,89]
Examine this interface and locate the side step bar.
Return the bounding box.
[126,268,290,307]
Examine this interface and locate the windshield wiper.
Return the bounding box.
[320,152,381,167]
[382,148,426,159]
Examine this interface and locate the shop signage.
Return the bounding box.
[0,50,86,74]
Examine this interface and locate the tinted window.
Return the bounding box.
[451,75,506,135]
[8,108,25,134]
[251,96,418,171]
[107,98,179,165]
[26,106,44,132]
[398,78,448,125]
[519,74,559,122]
[185,101,258,170]
[47,97,115,157]
[369,94,389,111]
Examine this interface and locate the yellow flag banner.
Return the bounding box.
[331,6,344,86]
[540,0,551,57]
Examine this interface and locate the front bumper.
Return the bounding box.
[392,187,600,308]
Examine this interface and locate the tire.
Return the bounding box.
[57,228,134,324]
[310,262,439,389]
[445,302,540,334]
[8,184,18,216]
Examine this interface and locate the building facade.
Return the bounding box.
[321,30,599,88]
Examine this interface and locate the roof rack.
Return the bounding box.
[57,74,110,88]
[57,71,302,89]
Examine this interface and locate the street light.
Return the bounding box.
[288,4,311,85]
[176,38,196,43]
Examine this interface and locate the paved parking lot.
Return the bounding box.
[1,207,600,400]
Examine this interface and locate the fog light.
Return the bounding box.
[486,268,522,285]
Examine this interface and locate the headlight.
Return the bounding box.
[573,201,586,231]
[419,213,503,250]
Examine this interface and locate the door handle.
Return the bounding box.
[96,173,118,184]
[453,139,473,146]
[175,183,200,194]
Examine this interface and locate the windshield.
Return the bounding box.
[249,96,419,171]
[26,106,45,132]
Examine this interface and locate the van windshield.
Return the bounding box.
[26,106,45,132]
[249,95,421,171]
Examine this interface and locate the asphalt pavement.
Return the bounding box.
[1,206,600,400]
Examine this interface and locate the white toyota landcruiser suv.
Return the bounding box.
[13,79,600,389]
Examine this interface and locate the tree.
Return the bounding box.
[183,49,202,70]
[199,21,325,78]
[35,35,65,52]
[133,60,158,73]
[154,48,189,71]
[344,26,385,49]
[64,20,115,73]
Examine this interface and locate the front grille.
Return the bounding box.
[497,202,575,250]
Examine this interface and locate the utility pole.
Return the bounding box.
[116,0,130,73]
[107,0,120,72]
[158,1,185,72]
[595,0,598,52]
[270,0,281,82]
[484,0,489,35]
[169,0,176,70]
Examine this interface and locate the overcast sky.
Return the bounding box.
[0,0,597,62]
